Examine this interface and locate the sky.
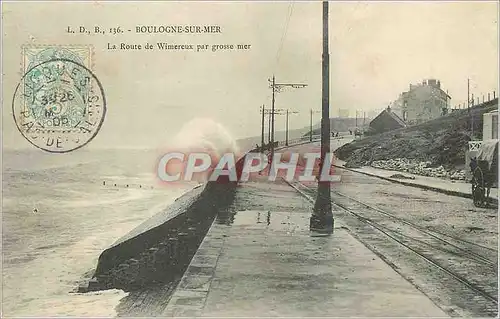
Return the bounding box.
[2,1,498,149]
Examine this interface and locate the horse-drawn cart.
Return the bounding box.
[470,140,498,207]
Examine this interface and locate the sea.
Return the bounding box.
[1,148,199,317]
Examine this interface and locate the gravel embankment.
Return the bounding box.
[335,102,498,178]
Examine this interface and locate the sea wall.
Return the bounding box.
[85,150,249,292]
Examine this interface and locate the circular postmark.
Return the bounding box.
[12,58,106,153]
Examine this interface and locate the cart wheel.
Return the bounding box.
[472,167,486,207]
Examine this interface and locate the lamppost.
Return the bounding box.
[311,0,333,234]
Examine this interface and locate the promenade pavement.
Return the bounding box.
[162,174,449,317]
[334,159,498,202]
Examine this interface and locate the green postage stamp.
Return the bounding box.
[12,45,106,153]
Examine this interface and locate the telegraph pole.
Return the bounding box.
[468,78,473,138]
[268,77,307,162]
[284,109,299,146]
[311,0,333,234]
[467,78,470,112]
[286,109,289,146]
[268,108,271,144]
[261,105,265,150]
[262,108,287,147]
[309,109,320,142]
[310,109,313,142]
[471,92,475,139]
[271,75,276,161]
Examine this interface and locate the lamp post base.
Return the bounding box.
[309,213,334,234]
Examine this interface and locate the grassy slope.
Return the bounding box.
[334,100,498,169]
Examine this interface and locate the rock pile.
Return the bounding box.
[371,158,467,181]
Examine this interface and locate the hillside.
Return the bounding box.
[334,100,498,170]
[305,117,372,136]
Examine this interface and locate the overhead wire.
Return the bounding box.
[274,2,294,73]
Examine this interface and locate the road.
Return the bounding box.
[286,138,498,317]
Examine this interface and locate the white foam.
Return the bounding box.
[167,118,240,156]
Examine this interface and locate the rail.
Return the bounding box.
[284,178,498,317]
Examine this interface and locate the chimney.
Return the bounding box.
[428,79,441,88]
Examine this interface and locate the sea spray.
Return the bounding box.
[156,118,241,185]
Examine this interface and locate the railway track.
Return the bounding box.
[331,190,497,265]
[284,178,498,317]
